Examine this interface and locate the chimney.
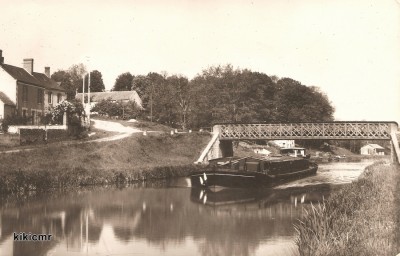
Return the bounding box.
[45,67,50,77]
[0,50,4,64]
[23,58,34,74]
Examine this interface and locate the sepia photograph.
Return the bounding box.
[0,0,399,255]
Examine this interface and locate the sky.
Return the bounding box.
[0,0,399,123]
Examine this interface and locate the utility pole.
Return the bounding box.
[85,56,91,129]
[82,75,85,106]
[88,70,91,126]
[150,81,154,123]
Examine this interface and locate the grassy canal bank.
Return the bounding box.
[0,132,210,195]
[296,160,400,256]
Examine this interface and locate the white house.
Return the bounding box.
[0,50,66,124]
[360,144,385,155]
[271,140,295,148]
[75,91,142,110]
[253,147,271,156]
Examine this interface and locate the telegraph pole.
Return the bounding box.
[150,82,154,123]
[85,56,91,129]
[82,75,85,106]
[88,70,91,126]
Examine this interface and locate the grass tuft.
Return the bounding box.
[295,160,400,256]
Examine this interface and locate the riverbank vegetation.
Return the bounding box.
[0,132,210,195]
[296,161,400,255]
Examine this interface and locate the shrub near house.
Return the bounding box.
[48,99,86,137]
[17,100,86,145]
[1,115,32,133]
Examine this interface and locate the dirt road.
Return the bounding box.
[0,119,143,154]
[91,119,142,142]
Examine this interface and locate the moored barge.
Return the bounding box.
[190,156,317,188]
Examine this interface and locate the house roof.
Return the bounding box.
[1,63,42,86]
[32,72,65,91]
[0,91,15,106]
[77,91,138,101]
[0,64,65,92]
[76,91,142,107]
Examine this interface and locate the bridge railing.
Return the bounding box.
[216,122,397,140]
[195,122,399,164]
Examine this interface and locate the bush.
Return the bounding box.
[92,98,142,119]
[20,129,46,145]
[47,100,84,125]
[1,119,7,133]
[1,115,33,132]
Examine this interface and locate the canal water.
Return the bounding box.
[0,161,373,256]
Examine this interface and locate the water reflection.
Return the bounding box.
[0,161,369,256]
[0,184,331,256]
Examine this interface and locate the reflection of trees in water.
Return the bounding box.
[0,185,330,256]
[13,240,58,256]
[86,221,103,243]
[1,204,83,256]
[113,226,135,243]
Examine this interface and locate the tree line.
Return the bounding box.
[51,64,106,99]
[51,64,335,129]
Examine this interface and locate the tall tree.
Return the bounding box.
[80,70,105,93]
[131,75,151,105]
[167,75,191,129]
[113,72,134,91]
[189,64,277,127]
[51,64,86,100]
[51,70,74,100]
[152,80,176,125]
[140,73,169,123]
[274,78,334,122]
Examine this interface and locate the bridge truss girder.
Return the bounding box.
[215,122,398,140]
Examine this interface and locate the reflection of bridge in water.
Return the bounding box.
[196,121,400,163]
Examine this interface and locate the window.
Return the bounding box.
[22,86,28,102]
[57,93,62,103]
[37,89,44,104]
[31,110,36,125]
[48,92,53,104]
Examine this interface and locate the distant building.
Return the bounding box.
[280,147,306,157]
[0,50,66,124]
[271,140,295,148]
[360,144,385,155]
[75,91,142,109]
[253,147,271,156]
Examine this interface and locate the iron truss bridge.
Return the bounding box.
[214,122,398,140]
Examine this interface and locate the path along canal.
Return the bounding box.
[0,160,373,256]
